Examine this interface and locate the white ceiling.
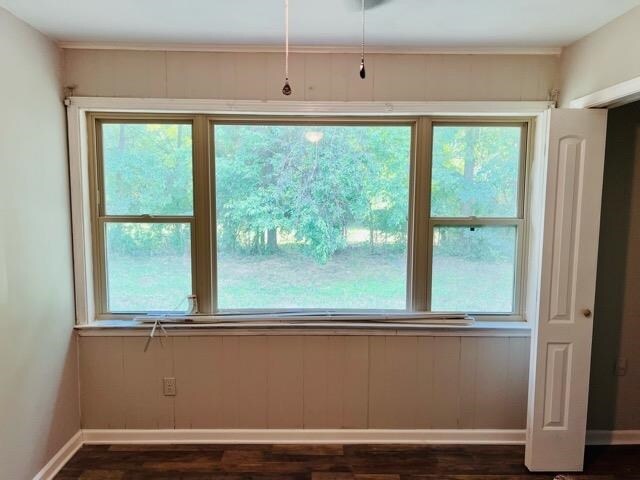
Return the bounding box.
[1,0,639,49]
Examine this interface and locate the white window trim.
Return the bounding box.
[66,97,552,326]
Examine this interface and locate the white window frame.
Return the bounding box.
[425,120,532,319]
[66,97,551,325]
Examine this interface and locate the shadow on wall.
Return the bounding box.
[589,100,640,429]
[43,331,80,467]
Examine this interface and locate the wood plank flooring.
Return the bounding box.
[55,444,640,479]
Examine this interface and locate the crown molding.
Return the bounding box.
[58,41,562,56]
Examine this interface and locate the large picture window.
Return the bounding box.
[89,115,529,319]
[214,124,412,310]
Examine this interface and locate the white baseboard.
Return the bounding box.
[82,428,526,445]
[586,430,640,445]
[80,428,640,446]
[33,428,640,479]
[32,430,83,480]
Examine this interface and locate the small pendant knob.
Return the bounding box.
[282,80,292,96]
[359,60,366,79]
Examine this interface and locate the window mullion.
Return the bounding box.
[411,116,432,312]
[193,115,214,314]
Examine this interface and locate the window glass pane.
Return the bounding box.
[431,125,522,218]
[102,123,193,215]
[431,225,516,313]
[105,223,192,312]
[214,124,411,310]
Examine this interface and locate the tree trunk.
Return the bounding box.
[252,229,261,254]
[266,228,278,253]
[463,129,479,216]
[369,207,375,253]
[118,124,126,150]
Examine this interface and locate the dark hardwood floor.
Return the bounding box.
[55,444,640,479]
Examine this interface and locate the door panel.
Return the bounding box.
[525,109,607,472]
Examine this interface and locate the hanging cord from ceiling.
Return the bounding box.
[360,0,366,79]
[282,0,292,95]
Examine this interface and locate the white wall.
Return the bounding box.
[560,6,640,106]
[0,7,80,479]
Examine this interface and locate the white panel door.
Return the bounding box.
[525,108,608,472]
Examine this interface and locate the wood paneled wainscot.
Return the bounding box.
[78,334,530,430]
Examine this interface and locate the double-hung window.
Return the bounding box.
[92,119,195,313]
[428,122,527,315]
[88,115,529,319]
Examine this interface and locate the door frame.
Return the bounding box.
[570,74,640,109]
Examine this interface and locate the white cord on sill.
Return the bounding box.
[143,316,169,352]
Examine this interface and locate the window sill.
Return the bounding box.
[74,319,531,337]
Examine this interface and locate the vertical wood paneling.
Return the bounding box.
[267,336,304,428]
[64,49,559,101]
[473,338,511,428]
[369,336,426,428]
[482,56,524,100]
[519,55,558,101]
[64,49,167,97]
[173,336,225,428]
[415,337,435,428]
[214,53,238,99]
[79,334,530,430]
[266,53,305,101]
[431,337,462,428]
[340,336,370,428]
[235,53,268,100]
[122,337,174,429]
[327,53,374,101]
[166,52,236,99]
[79,336,125,428]
[368,336,389,427]
[506,337,530,428]
[425,55,472,101]
[329,54,349,101]
[460,337,521,429]
[303,336,369,428]
[220,336,269,428]
[373,54,427,101]
[302,336,331,428]
[304,54,333,101]
[459,337,479,428]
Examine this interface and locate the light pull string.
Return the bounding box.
[282,0,292,95]
[359,0,366,79]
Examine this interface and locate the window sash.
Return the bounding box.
[426,219,525,315]
[423,120,528,317]
[88,113,530,320]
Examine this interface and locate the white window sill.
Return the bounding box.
[74,319,531,337]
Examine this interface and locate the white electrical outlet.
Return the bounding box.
[163,377,177,396]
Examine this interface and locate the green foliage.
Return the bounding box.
[102,123,193,216]
[433,226,516,263]
[431,126,520,217]
[106,223,190,257]
[214,125,411,262]
[102,123,520,266]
